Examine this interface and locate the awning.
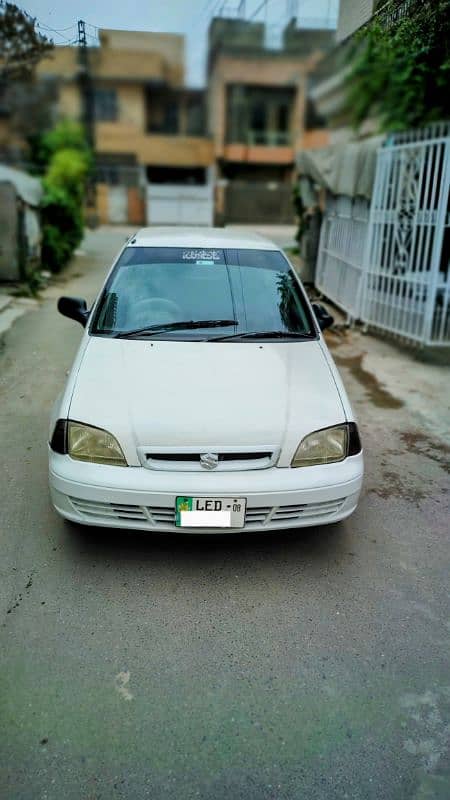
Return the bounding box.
[0,164,43,207]
[296,135,386,200]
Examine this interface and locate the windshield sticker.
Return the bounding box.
[182,249,221,262]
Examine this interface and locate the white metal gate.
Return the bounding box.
[147,184,214,226]
[315,126,450,347]
[316,195,370,319]
[361,136,450,345]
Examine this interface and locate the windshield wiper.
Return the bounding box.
[208,330,314,342]
[114,319,238,339]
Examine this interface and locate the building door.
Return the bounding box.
[224,181,294,224]
[108,186,128,224]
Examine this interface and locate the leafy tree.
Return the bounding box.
[29,119,92,171]
[0,2,55,159]
[346,0,450,131]
[39,121,92,272]
[41,184,84,273]
[0,1,53,82]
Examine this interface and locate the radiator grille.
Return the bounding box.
[138,447,278,472]
[69,497,346,528]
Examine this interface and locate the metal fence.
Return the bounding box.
[315,126,450,347]
[316,195,370,319]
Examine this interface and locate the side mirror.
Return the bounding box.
[312,302,334,332]
[58,296,89,327]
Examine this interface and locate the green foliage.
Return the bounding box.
[41,183,84,273]
[0,1,53,81]
[345,0,450,131]
[37,121,92,273]
[46,148,90,198]
[29,119,91,172]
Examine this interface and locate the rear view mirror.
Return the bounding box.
[312,302,334,331]
[58,296,89,327]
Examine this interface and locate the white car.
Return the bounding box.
[49,228,363,533]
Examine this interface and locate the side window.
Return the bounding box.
[94,89,118,122]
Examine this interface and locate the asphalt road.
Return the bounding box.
[1,229,449,800]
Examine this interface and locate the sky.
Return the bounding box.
[22,0,339,86]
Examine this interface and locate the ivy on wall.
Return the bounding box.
[346,0,450,131]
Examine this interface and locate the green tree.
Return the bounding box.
[39,121,92,273]
[0,1,53,81]
[346,0,450,131]
[29,119,92,171]
[0,2,54,156]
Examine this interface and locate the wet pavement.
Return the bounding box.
[0,227,449,800]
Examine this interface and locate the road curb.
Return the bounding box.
[0,296,38,349]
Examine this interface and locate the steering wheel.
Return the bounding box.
[131,297,183,326]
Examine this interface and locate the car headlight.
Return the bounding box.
[68,421,128,466]
[291,423,361,467]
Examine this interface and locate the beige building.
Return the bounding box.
[310,0,388,143]
[337,0,377,41]
[38,29,214,225]
[31,20,335,225]
[207,17,334,223]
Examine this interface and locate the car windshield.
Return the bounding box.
[91,246,315,340]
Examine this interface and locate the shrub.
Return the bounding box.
[40,182,84,272]
[45,147,90,199]
[30,119,91,171]
[38,121,91,273]
[346,0,450,132]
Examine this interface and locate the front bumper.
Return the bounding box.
[49,450,364,533]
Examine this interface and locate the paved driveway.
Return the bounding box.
[0,228,449,800]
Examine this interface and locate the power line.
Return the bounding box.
[38,23,76,33]
[198,0,220,18]
[248,0,270,22]
[185,0,223,36]
[9,4,79,44]
[36,23,75,44]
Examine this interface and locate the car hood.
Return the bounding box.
[68,337,346,467]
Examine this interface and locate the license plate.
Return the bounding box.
[175,497,247,528]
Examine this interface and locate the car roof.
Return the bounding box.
[129,227,280,251]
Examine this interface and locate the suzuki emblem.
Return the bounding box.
[200,452,219,470]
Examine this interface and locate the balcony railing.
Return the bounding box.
[246,130,292,146]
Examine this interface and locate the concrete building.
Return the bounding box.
[37,30,215,225]
[337,0,377,41]
[31,20,334,226]
[207,17,334,224]
[309,0,387,143]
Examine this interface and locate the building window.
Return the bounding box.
[147,89,180,134]
[250,102,267,143]
[96,154,139,186]
[146,165,207,185]
[185,96,206,136]
[277,104,290,133]
[226,85,294,147]
[94,89,118,122]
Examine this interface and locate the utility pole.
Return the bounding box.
[287,0,298,20]
[77,19,96,215]
[238,0,246,17]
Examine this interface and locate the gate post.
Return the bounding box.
[423,140,450,345]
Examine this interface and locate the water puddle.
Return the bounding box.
[333,353,404,409]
